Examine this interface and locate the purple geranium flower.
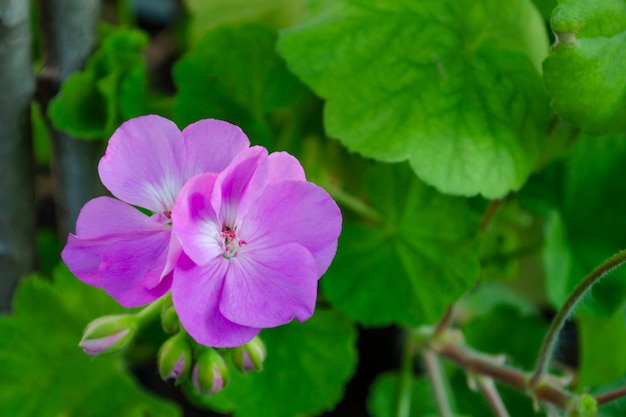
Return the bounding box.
[171,146,342,347]
[62,115,249,307]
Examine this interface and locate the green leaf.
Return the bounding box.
[367,372,438,417]
[0,265,180,417]
[322,162,482,327]
[577,311,626,388]
[279,0,550,198]
[543,134,626,317]
[174,24,308,148]
[463,305,548,369]
[47,25,148,140]
[188,309,358,417]
[183,0,305,46]
[542,0,626,134]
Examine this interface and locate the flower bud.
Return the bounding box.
[158,332,192,384]
[79,314,138,356]
[192,348,229,396]
[161,305,180,334]
[231,336,266,373]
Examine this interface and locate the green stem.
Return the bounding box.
[324,182,382,223]
[423,350,455,417]
[395,334,414,417]
[135,292,172,325]
[529,249,626,388]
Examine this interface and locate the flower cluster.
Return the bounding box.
[62,115,341,347]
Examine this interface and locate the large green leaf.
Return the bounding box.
[188,309,357,417]
[543,0,626,134]
[183,0,305,46]
[578,311,626,389]
[543,133,626,317]
[322,162,482,326]
[279,0,550,198]
[47,25,148,140]
[174,24,308,148]
[0,265,180,417]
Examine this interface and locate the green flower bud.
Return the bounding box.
[231,336,266,373]
[161,305,180,334]
[78,314,138,356]
[158,332,192,384]
[192,348,230,396]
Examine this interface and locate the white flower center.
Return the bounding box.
[221,226,247,259]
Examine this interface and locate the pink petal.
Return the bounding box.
[213,147,269,227]
[62,196,174,307]
[75,196,163,237]
[98,230,172,307]
[220,243,318,328]
[267,152,306,182]
[98,115,187,213]
[171,173,224,267]
[243,181,341,276]
[182,119,250,179]
[172,254,260,348]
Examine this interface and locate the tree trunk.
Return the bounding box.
[37,0,103,239]
[0,0,36,311]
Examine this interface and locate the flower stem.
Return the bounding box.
[323,183,382,223]
[529,249,626,388]
[395,334,414,417]
[423,350,455,417]
[477,377,511,417]
[135,292,172,325]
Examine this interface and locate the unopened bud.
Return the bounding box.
[79,314,138,356]
[231,336,266,373]
[161,305,180,334]
[158,332,192,384]
[192,348,229,396]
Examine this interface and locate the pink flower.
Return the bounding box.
[171,146,341,347]
[61,115,249,307]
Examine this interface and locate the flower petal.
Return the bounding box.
[172,254,260,348]
[267,151,306,182]
[75,196,163,237]
[98,115,186,213]
[171,173,223,267]
[62,196,174,307]
[241,181,341,276]
[220,243,318,328]
[98,231,172,307]
[213,146,269,227]
[182,119,250,179]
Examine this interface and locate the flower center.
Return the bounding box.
[221,226,247,259]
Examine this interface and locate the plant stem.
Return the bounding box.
[479,198,503,233]
[596,386,626,406]
[395,334,414,417]
[323,182,382,223]
[423,350,455,417]
[433,305,455,338]
[436,343,572,409]
[477,377,511,417]
[529,249,626,388]
[136,292,172,325]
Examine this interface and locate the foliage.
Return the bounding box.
[0,266,180,417]
[6,0,626,416]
